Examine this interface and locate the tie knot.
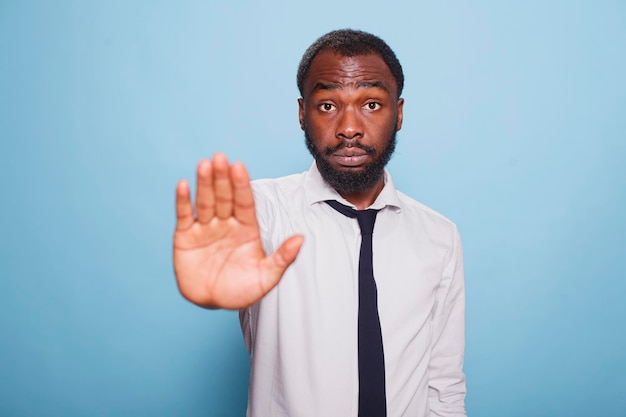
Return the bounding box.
[326,200,379,235]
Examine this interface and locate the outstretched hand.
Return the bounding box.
[173,153,304,310]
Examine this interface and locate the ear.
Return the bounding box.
[396,98,404,131]
[298,97,305,131]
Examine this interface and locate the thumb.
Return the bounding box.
[259,235,304,289]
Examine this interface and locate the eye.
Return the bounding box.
[319,103,335,112]
[365,102,381,111]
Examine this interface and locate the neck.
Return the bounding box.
[337,178,385,210]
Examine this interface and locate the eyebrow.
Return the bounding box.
[311,80,390,93]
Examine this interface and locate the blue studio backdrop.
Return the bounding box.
[1,1,625,416]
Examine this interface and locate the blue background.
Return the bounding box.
[1,1,625,416]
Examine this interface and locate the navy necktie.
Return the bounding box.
[326,200,387,417]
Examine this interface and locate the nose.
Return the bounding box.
[336,106,363,140]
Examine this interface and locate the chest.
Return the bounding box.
[267,210,447,328]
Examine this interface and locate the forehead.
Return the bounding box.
[303,50,397,97]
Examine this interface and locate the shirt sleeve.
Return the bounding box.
[428,226,467,416]
[239,181,275,357]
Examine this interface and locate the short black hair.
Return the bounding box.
[297,29,404,98]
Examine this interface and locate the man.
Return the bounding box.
[173,29,466,417]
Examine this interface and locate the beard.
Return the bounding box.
[304,125,397,194]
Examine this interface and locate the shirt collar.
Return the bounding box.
[303,162,403,213]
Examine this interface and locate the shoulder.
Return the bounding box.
[250,171,311,226]
[250,172,311,248]
[394,189,460,242]
[251,171,307,202]
[397,190,456,226]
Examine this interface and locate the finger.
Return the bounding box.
[195,159,215,224]
[175,179,194,230]
[213,153,234,219]
[260,235,304,291]
[231,162,257,226]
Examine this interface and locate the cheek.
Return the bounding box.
[306,110,329,124]
[365,114,397,134]
[306,116,335,137]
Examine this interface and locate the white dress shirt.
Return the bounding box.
[240,163,466,417]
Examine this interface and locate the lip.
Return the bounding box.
[331,149,369,167]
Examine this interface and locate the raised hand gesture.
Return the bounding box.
[173,153,303,310]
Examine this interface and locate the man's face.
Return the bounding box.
[298,50,404,195]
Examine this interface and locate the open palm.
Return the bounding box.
[173,153,303,310]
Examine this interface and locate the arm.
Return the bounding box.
[428,227,467,416]
[173,153,304,310]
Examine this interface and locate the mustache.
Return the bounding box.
[324,140,377,157]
